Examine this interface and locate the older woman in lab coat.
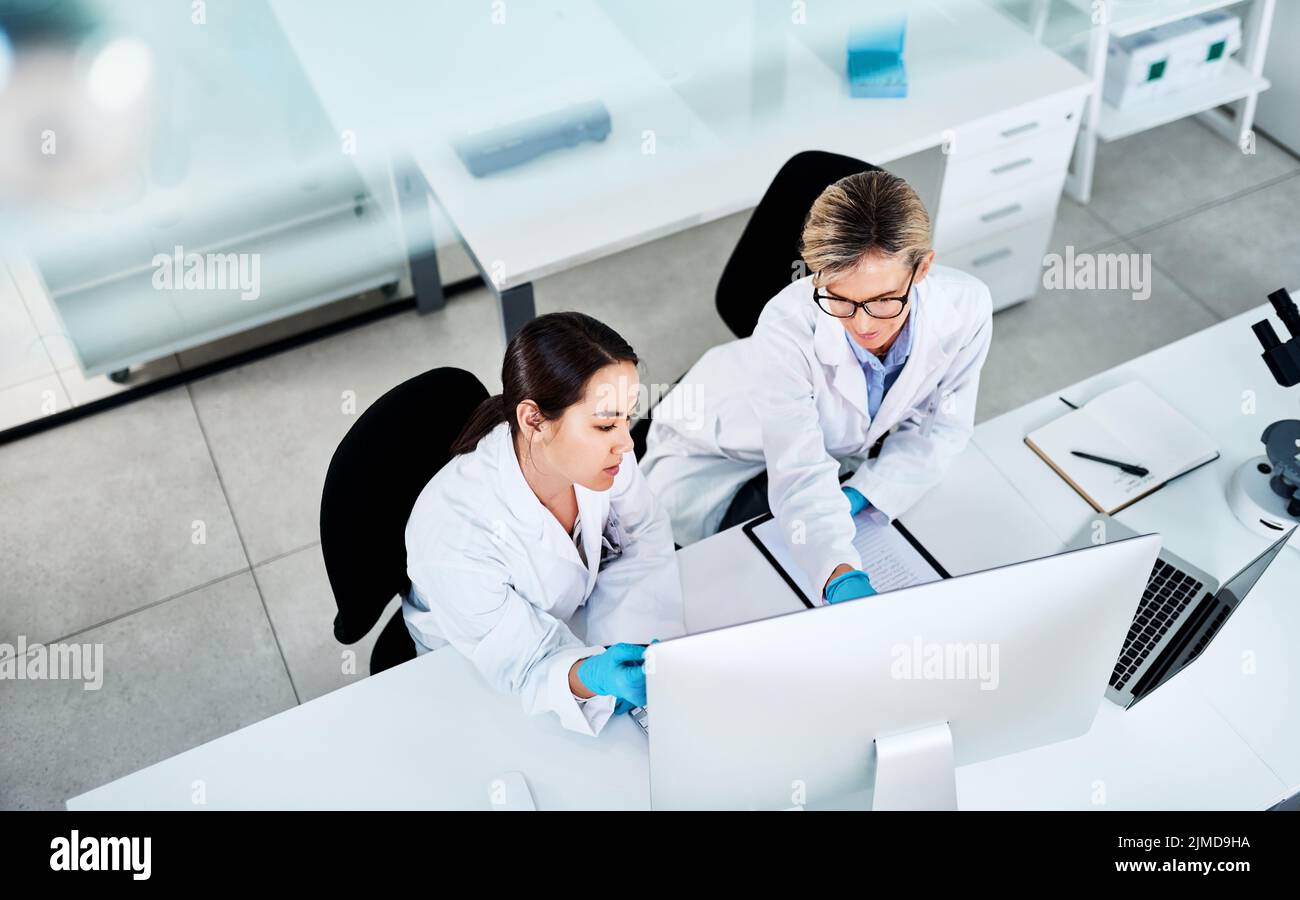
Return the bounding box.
[642,169,992,605]
[403,312,684,737]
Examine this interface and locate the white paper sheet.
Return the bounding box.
[749,510,944,605]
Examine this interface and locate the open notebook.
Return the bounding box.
[1025,381,1219,514]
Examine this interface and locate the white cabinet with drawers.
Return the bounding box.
[932,90,1086,312]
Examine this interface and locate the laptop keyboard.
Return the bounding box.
[1110,560,1204,692]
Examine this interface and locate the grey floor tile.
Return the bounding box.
[256,544,401,703]
[0,388,247,645]
[186,287,502,565]
[1087,117,1300,238]
[0,372,70,432]
[1128,171,1300,320]
[535,210,747,391]
[0,571,297,810]
[977,242,1218,422]
[1049,195,1123,254]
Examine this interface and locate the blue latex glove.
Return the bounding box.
[613,699,634,715]
[843,485,868,516]
[824,569,878,604]
[577,642,647,708]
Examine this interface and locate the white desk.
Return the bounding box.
[67,431,1293,809]
[974,300,1300,794]
[271,0,1091,333]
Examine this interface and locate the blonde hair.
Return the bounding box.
[800,169,932,286]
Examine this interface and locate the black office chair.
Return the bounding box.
[320,366,490,675]
[632,150,880,458]
[717,150,881,339]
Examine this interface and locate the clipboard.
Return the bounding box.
[742,512,951,609]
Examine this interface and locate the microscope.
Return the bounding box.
[1227,288,1300,542]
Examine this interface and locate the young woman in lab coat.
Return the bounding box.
[641,169,993,605]
[403,312,684,736]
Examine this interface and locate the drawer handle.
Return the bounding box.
[991,157,1033,175]
[1000,121,1039,139]
[980,203,1022,223]
[971,247,1013,267]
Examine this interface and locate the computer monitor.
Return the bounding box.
[645,534,1161,810]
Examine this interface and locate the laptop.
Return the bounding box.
[1099,517,1295,708]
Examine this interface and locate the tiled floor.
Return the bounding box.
[2,117,1297,809]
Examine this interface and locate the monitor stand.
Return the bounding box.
[871,722,958,810]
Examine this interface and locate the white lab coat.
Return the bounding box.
[403,421,685,736]
[641,265,992,595]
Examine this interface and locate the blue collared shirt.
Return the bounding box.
[845,299,915,419]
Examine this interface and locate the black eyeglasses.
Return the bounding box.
[813,262,917,319]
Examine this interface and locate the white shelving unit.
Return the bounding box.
[1255,0,1300,155]
[1097,57,1268,140]
[990,0,1276,203]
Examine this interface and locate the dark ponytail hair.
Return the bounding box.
[451,312,638,455]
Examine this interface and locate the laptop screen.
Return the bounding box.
[1217,528,1296,607]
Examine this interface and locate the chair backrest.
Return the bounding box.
[715,150,880,339]
[320,366,490,644]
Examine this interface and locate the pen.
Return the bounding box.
[1070,451,1149,477]
[1058,396,1079,410]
